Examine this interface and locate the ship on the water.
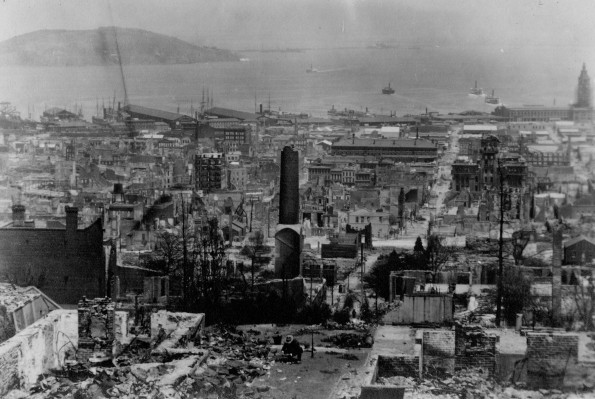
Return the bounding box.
[485,89,502,105]
[306,64,319,73]
[382,82,395,95]
[469,80,485,97]
[328,105,369,118]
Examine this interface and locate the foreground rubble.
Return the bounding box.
[6,324,280,399]
[378,369,595,399]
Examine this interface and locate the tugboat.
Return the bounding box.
[306,64,319,73]
[382,82,395,95]
[469,80,485,97]
[485,89,501,105]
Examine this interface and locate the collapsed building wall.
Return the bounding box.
[526,332,578,389]
[0,310,77,396]
[0,307,204,396]
[418,325,497,377]
[454,323,498,376]
[77,297,115,364]
[422,330,456,375]
[377,355,420,379]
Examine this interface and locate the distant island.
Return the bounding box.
[0,27,239,66]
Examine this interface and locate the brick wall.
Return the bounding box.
[0,219,104,304]
[454,323,498,376]
[422,330,455,376]
[526,332,578,389]
[377,355,420,379]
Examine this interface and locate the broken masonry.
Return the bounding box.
[77,297,115,364]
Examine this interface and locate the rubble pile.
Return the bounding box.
[324,320,371,331]
[321,332,373,348]
[0,283,42,312]
[377,369,592,399]
[8,325,278,399]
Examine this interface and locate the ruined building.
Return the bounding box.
[0,205,105,304]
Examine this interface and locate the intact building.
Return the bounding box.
[563,236,595,265]
[0,206,105,304]
[576,63,592,108]
[331,138,438,162]
[123,104,197,131]
[494,64,593,122]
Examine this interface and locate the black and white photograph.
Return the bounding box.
[0,0,594,398]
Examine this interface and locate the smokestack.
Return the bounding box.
[118,102,121,111]
[12,204,25,227]
[279,146,299,224]
[113,183,124,203]
[259,104,263,115]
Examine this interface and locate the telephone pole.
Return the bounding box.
[495,161,506,327]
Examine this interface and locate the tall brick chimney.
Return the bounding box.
[279,146,299,225]
[12,204,25,227]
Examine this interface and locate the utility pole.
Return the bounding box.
[361,232,365,307]
[249,196,254,232]
[495,161,506,327]
[181,194,189,310]
[310,273,314,358]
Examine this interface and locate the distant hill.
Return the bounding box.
[0,27,239,66]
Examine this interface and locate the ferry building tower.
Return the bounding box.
[576,63,591,107]
[573,63,593,122]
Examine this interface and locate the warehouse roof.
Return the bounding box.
[332,138,437,149]
[124,104,195,122]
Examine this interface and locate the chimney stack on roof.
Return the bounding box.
[12,204,25,227]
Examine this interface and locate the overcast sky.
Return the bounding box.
[1,0,594,50]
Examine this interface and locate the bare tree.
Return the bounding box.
[240,230,268,289]
[154,230,182,274]
[425,234,455,283]
[571,277,595,330]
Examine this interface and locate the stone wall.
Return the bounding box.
[0,310,77,396]
[526,332,578,389]
[422,330,455,376]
